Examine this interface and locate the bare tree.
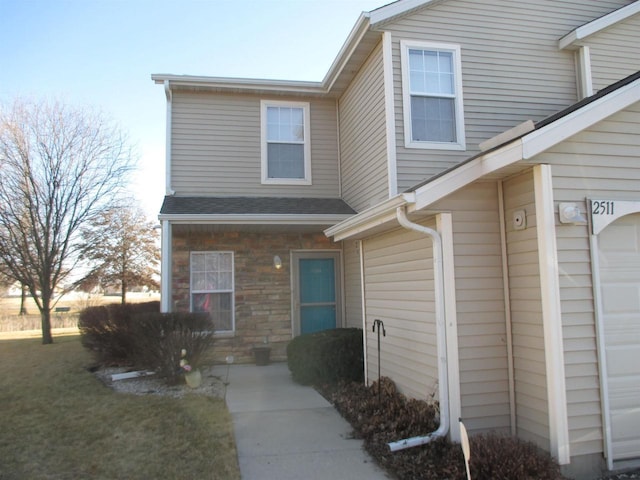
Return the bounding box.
[0,98,134,344]
[81,206,160,304]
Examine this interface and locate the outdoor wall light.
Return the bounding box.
[559,202,587,224]
[273,255,282,270]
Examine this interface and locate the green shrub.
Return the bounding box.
[129,312,214,384]
[287,328,363,385]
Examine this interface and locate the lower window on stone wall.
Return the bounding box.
[190,251,235,333]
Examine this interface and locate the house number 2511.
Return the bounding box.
[592,200,615,216]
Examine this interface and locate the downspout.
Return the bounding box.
[359,240,368,384]
[160,80,173,313]
[388,206,449,451]
[160,220,172,313]
[163,80,173,195]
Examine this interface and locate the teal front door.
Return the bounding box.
[299,257,337,335]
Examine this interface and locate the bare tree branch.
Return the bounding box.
[0,98,135,344]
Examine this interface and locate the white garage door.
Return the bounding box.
[598,213,640,461]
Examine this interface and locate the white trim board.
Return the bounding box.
[534,165,570,465]
[559,1,640,49]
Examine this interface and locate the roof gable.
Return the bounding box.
[326,70,640,240]
[152,0,442,97]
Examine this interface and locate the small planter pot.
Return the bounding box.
[252,346,271,366]
[184,368,202,388]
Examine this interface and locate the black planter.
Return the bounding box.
[252,346,271,366]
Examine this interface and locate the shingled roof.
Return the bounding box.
[160,196,356,216]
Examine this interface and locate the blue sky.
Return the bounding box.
[0,0,384,217]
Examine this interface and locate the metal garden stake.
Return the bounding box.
[372,319,386,405]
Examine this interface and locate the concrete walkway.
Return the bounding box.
[214,363,389,480]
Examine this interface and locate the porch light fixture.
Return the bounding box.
[273,255,282,270]
[559,202,587,224]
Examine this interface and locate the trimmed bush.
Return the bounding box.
[79,302,214,384]
[78,301,160,365]
[287,328,363,385]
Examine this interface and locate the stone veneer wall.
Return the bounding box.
[172,229,341,364]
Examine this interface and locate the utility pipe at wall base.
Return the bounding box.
[388,206,449,452]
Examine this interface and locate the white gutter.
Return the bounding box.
[164,80,173,195]
[388,206,450,451]
[325,193,412,241]
[359,240,368,385]
[160,220,172,313]
[152,74,325,95]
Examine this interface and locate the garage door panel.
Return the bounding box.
[598,213,640,462]
[610,408,640,460]
[606,346,640,377]
[601,286,640,313]
[608,382,640,410]
[599,224,639,252]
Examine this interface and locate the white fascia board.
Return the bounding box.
[324,194,413,241]
[412,76,639,212]
[522,78,640,159]
[322,13,372,91]
[151,74,326,95]
[413,140,523,211]
[158,214,353,225]
[559,1,640,50]
[369,0,433,25]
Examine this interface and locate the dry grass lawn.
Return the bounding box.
[0,330,240,480]
[0,292,160,332]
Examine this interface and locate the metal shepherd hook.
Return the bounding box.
[372,319,386,404]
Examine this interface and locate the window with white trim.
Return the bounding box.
[401,40,465,150]
[261,100,311,184]
[190,251,234,333]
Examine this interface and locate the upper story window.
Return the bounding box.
[261,100,311,185]
[401,40,465,150]
[190,251,234,334]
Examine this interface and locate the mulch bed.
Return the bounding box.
[319,377,584,480]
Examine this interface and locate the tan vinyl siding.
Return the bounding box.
[343,239,362,328]
[502,170,550,451]
[338,41,389,212]
[430,182,511,434]
[382,0,633,192]
[170,91,339,197]
[587,13,640,92]
[362,227,438,401]
[533,101,640,457]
